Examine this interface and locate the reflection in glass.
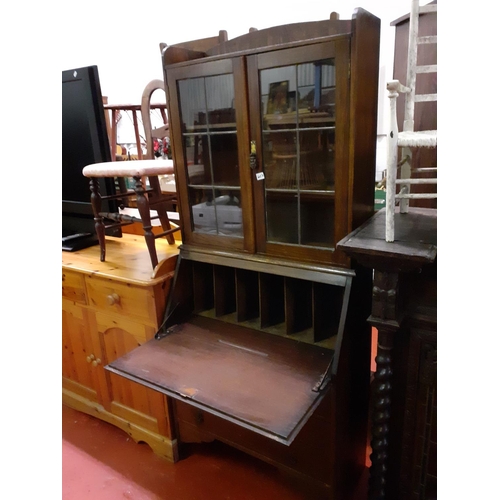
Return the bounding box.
[178,78,208,132]
[260,58,336,248]
[211,134,240,186]
[184,135,210,185]
[266,193,298,244]
[190,187,243,237]
[300,198,335,247]
[178,73,242,238]
[263,131,297,189]
[298,129,335,190]
[205,74,236,129]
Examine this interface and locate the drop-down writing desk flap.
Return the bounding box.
[107,247,354,445]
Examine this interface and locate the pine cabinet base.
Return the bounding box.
[62,234,180,463]
[63,385,179,462]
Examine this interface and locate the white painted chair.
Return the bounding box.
[385,0,437,242]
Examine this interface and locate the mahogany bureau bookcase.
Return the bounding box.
[107,9,381,499]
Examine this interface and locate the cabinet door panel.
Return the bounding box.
[96,312,170,435]
[248,40,350,265]
[168,57,254,252]
[62,300,99,401]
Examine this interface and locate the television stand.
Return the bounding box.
[62,232,99,252]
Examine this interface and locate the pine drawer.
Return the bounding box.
[62,270,87,304]
[85,275,157,324]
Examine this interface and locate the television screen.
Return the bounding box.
[62,65,121,250]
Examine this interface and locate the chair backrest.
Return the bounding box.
[402,0,437,133]
[141,79,169,160]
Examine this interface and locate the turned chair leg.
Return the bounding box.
[89,177,106,262]
[148,176,176,245]
[133,176,159,268]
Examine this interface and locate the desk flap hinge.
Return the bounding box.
[155,323,181,340]
[312,354,334,392]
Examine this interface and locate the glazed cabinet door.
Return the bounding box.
[247,39,351,265]
[167,57,255,253]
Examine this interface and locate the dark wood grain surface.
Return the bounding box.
[338,207,437,265]
[107,315,332,444]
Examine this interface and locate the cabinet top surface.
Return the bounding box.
[337,208,437,265]
[62,234,180,286]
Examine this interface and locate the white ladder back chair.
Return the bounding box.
[386,0,437,242]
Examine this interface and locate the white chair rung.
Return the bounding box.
[396,193,437,200]
[415,94,437,102]
[413,167,437,173]
[395,178,437,185]
[416,65,437,74]
[418,35,437,44]
[397,130,437,148]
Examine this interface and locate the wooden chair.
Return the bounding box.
[141,79,177,204]
[385,0,437,242]
[141,79,169,158]
[83,159,179,268]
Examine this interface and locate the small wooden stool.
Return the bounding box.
[82,159,180,268]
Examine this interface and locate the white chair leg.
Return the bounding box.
[385,83,400,242]
[400,146,412,213]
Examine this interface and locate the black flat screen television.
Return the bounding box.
[62,65,121,251]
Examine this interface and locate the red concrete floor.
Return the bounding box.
[62,330,376,499]
[62,404,370,500]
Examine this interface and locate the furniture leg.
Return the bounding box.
[133,176,158,268]
[89,177,106,261]
[148,176,175,244]
[368,270,400,500]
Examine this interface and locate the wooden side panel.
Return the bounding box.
[259,273,285,328]
[349,8,381,231]
[284,277,312,335]
[213,265,236,317]
[192,261,214,313]
[313,282,344,342]
[235,268,259,322]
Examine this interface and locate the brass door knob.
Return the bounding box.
[106,293,120,305]
[92,358,102,367]
[86,354,95,363]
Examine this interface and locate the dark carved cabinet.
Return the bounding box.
[338,207,437,500]
[106,10,382,500]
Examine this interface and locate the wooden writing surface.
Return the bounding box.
[107,315,333,445]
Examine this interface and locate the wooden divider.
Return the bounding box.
[187,260,343,350]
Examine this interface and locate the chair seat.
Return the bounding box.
[83,158,174,178]
[398,130,437,148]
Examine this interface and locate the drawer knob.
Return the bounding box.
[86,354,95,363]
[106,293,120,305]
[92,358,102,367]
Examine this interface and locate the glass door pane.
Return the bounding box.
[260,59,336,249]
[178,73,243,237]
